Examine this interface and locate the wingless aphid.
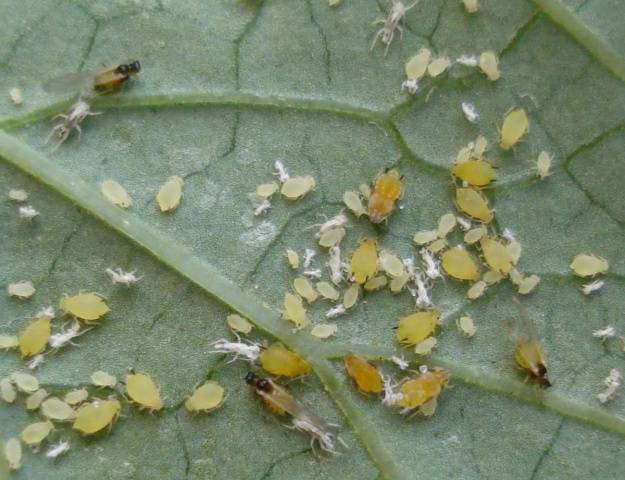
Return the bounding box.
[245,372,342,455]
[368,169,403,223]
[370,1,419,56]
[43,61,141,94]
[46,100,101,151]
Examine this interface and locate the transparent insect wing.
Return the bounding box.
[256,379,303,418]
[43,70,98,93]
[509,299,550,386]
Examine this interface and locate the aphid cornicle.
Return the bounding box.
[43,61,141,94]
[507,299,551,388]
[368,169,403,224]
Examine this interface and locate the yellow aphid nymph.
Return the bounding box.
[441,247,480,281]
[91,370,117,388]
[455,187,493,222]
[1,378,16,403]
[41,397,76,421]
[478,51,500,81]
[26,389,48,410]
[65,388,89,406]
[226,314,253,335]
[21,421,54,447]
[350,238,378,284]
[535,151,553,179]
[125,372,164,412]
[310,323,337,339]
[7,281,36,299]
[343,191,367,217]
[4,437,21,471]
[156,175,183,213]
[293,277,318,303]
[0,334,18,350]
[59,292,109,322]
[286,249,300,269]
[281,176,316,200]
[396,368,449,410]
[500,109,529,150]
[405,48,431,80]
[344,353,382,394]
[480,237,514,274]
[260,343,311,378]
[396,310,439,345]
[100,179,132,208]
[451,159,496,187]
[185,381,225,413]
[570,254,609,277]
[282,292,308,329]
[10,373,39,393]
[368,169,403,224]
[73,399,121,435]
[18,316,51,358]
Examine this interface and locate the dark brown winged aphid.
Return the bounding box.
[43,61,141,94]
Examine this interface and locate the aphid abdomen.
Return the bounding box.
[368,195,395,223]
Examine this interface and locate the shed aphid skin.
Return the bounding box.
[350,239,378,284]
[185,381,225,413]
[326,304,347,318]
[370,1,419,56]
[303,269,322,279]
[274,160,290,183]
[368,169,403,223]
[5,438,22,471]
[314,213,349,237]
[37,306,55,320]
[8,189,28,202]
[457,315,477,337]
[582,280,605,295]
[282,292,309,329]
[456,54,478,67]
[1,377,16,403]
[396,310,439,345]
[428,56,452,77]
[420,248,442,280]
[105,267,142,286]
[534,151,553,179]
[325,246,343,284]
[478,51,500,81]
[391,355,409,370]
[303,248,316,268]
[9,87,23,105]
[226,313,253,335]
[441,246,480,281]
[343,283,360,309]
[260,343,311,377]
[27,354,45,370]
[19,316,52,358]
[90,370,117,389]
[210,337,261,363]
[508,299,551,388]
[73,399,121,435]
[570,254,609,277]
[281,176,316,200]
[317,281,340,301]
[411,273,433,308]
[26,389,49,410]
[293,277,319,303]
[401,78,419,95]
[49,319,88,350]
[593,325,616,341]
[10,372,39,393]
[286,249,300,269]
[65,388,89,406]
[46,441,70,459]
[101,179,132,208]
[7,280,36,299]
[452,159,496,187]
[156,176,183,212]
[381,375,404,406]
[311,323,338,339]
[43,61,141,94]
[344,354,383,394]
[46,100,101,151]
[41,397,77,422]
[19,205,40,220]
[455,187,493,222]
[598,369,621,404]
[456,216,472,231]
[253,197,271,216]
[461,101,479,123]
[461,0,479,13]
[21,420,54,447]
[499,109,529,150]
[396,368,449,413]
[343,191,367,217]
[0,334,19,350]
[125,372,164,412]
[245,372,341,455]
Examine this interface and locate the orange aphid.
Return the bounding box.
[368,169,403,223]
[344,354,383,394]
[396,368,449,409]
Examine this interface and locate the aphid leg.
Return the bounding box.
[370,29,384,52]
[383,31,394,56]
[51,131,70,152]
[52,113,68,121]
[75,124,82,142]
[397,25,404,40]
[45,124,64,144]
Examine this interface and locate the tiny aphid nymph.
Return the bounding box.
[368,169,403,223]
[43,61,141,94]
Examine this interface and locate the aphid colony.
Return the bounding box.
[100,176,184,213]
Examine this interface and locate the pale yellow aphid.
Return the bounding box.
[65,388,89,406]
[467,280,487,300]
[26,389,48,410]
[282,292,308,329]
[390,271,410,293]
[73,399,121,435]
[483,270,504,285]
[414,336,437,355]
[4,438,21,471]
[59,292,109,322]
[570,254,609,277]
[21,420,54,447]
[427,56,452,77]
[499,109,528,150]
[455,187,493,222]
[441,247,480,281]
[293,277,319,303]
[316,281,339,301]
[451,159,496,187]
[286,249,300,269]
[156,175,183,213]
[478,51,500,81]
[41,397,76,421]
[461,0,479,13]
[0,334,18,350]
[396,310,439,345]
[18,316,51,358]
[7,281,36,299]
[429,238,448,254]
[457,316,477,337]
[226,314,253,335]
[343,191,367,217]
[9,87,23,105]
[318,227,346,248]
[343,284,360,309]
[310,323,337,339]
[350,238,378,284]
[364,275,388,291]
[396,368,449,410]
[280,176,316,200]
[90,370,117,388]
[359,183,372,199]
[260,343,311,378]
[437,213,457,238]
[535,151,553,180]
[413,230,438,245]
[256,182,279,198]
[507,240,522,265]
[456,145,473,164]
[8,189,28,202]
[125,372,163,412]
[100,179,132,208]
[481,237,514,274]
[344,353,383,394]
[509,268,524,286]
[1,377,16,403]
[185,381,225,413]
[405,48,431,80]
[464,225,487,244]
[10,373,39,393]
[518,274,540,295]
[474,136,488,158]
[328,0,341,7]
[379,250,404,277]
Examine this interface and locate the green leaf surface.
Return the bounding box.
[1,1,625,479]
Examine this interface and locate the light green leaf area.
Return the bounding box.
[1,0,625,479]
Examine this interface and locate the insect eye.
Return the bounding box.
[244,372,257,386]
[131,60,141,72]
[257,379,272,392]
[537,364,547,376]
[117,64,129,74]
